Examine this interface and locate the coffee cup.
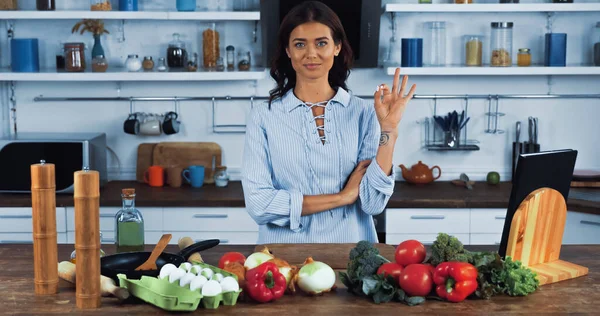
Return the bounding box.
[165,166,183,188]
[144,165,164,187]
[162,111,180,135]
[182,165,205,188]
[123,113,140,135]
[140,114,162,136]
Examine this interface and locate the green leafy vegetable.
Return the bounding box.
[491,257,539,296]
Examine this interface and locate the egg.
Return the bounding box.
[179,272,196,287]
[168,268,186,284]
[179,262,192,272]
[220,276,239,292]
[190,265,203,275]
[190,275,208,291]
[200,268,214,280]
[159,263,177,279]
[201,280,222,297]
[212,273,224,283]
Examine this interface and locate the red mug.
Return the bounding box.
[144,166,164,187]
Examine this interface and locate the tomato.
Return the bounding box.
[395,240,426,266]
[218,252,246,270]
[377,263,404,284]
[423,263,436,276]
[398,264,433,297]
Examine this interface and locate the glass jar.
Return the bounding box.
[425,21,446,66]
[490,22,513,67]
[464,35,483,66]
[386,35,402,65]
[176,0,197,11]
[593,22,600,66]
[70,232,106,263]
[37,0,55,10]
[142,56,154,71]
[126,54,142,72]
[119,0,138,11]
[91,0,112,11]
[64,42,86,72]
[238,50,251,71]
[455,0,472,3]
[56,42,65,70]
[203,23,221,68]
[92,55,108,72]
[115,188,145,253]
[167,33,188,69]
[216,57,225,71]
[157,57,168,72]
[187,52,198,72]
[226,45,235,69]
[214,166,229,187]
[0,0,18,10]
[418,0,432,3]
[517,48,531,67]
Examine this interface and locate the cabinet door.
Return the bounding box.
[66,207,163,232]
[67,231,164,245]
[168,232,259,245]
[0,232,67,244]
[562,211,600,245]
[470,208,507,234]
[163,207,258,232]
[386,233,470,246]
[0,207,66,233]
[470,233,503,245]
[386,208,470,234]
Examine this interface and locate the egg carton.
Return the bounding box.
[117,273,202,312]
[185,261,243,309]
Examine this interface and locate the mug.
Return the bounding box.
[144,165,164,187]
[183,165,205,188]
[162,111,180,135]
[123,113,141,135]
[140,114,162,136]
[165,166,183,188]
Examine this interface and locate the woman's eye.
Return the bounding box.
[295,42,305,48]
[317,41,328,47]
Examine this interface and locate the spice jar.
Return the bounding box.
[517,48,531,67]
[226,45,235,70]
[125,54,142,72]
[238,50,251,71]
[142,56,154,71]
[92,55,108,72]
[464,35,483,66]
[214,166,229,187]
[203,23,221,68]
[490,22,513,67]
[64,42,86,72]
[187,52,198,72]
[425,21,446,66]
[0,0,18,10]
[454,0,472,3]
[37,0,55,10]
[216,57,225,71]
[167,33,188,69]
[90,0,112,11]
[593,22,600,66]
[157,57,168,72]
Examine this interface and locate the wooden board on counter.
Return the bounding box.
[571,181,600,188]
[135,143,157,183]
[255,243,396,269]
[152,142,222,184]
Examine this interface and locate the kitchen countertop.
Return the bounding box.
[0,180,598,215]
[0,244,597,315]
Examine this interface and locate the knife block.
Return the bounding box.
[506,187,588,286]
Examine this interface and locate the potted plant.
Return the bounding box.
[71,19,109,59]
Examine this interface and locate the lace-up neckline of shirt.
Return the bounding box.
[304,100,330,144]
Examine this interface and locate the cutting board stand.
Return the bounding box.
[506,187,589,286]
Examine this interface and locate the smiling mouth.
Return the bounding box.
[304,63,321,69]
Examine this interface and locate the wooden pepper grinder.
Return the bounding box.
[30,160,59,295]
[74,167,101,309]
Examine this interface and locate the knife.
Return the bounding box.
[528,117,534,153]
[533,117,538,147]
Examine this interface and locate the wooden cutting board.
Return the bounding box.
[136,143,157,183]
[506,187,588,285]
[254,243,396,269]
[152,142,222,184]
[571,181,600,188]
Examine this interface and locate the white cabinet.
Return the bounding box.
[387,233,470,246]
[386,208,470,235]
[66,207,163,234]
[67,231,163,245]
[469,208,506,245]
[563,211,600,245]
[0,207,66,233]
[163,207,258,232]
[0,232,67,244]
[168,232,259,246]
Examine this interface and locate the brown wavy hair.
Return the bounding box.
[268,1,353,108]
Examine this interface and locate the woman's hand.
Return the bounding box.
[339,160,371,206]
[374,67,416,131]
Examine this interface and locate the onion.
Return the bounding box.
[268,257,297,293]
[243,247,274,270]
[295,257,335,295]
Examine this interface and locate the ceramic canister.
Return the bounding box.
[11,38,40,72]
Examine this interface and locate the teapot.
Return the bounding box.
[399,161,441,184]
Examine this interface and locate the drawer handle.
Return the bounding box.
[580,220,600,227]
[196,239,229,244]
[0,240,33,244]
[422,242,434,245]
[100,214,115,218]
[410,215,445,220]
[0,215,32,219]
[193,214,228,219]
[102,237,115,243]
[495,216,506,220]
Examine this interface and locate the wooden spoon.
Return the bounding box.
[134,233,172,271]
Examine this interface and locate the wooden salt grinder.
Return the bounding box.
[30,160,59,295]
[74,168,101,309]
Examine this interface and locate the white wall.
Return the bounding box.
[2,0,599,182]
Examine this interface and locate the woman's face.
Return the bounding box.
[286,22,341,81]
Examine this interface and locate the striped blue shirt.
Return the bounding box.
[241,87,395,243]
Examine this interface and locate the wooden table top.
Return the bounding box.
[0,244,598,315]
[0,180,598,215]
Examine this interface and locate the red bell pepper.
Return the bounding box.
[433,262,478,303]
[245,262,287,303]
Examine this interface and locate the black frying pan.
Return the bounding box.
[101,239,220,282]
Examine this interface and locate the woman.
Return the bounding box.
[242,1,416,243]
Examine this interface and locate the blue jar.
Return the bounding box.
[119,0,138,11]
[176,0,196,11]
[401,38,423,67]
[11,39,39,73]
[545,33,567,67]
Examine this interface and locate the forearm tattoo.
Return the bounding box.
[379,132,390,146]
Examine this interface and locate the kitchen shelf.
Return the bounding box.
[425,143,480,151]
[0,10,260,20]
[385,3,600,13]
[385,66,600,76]
[0,67,267,81]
